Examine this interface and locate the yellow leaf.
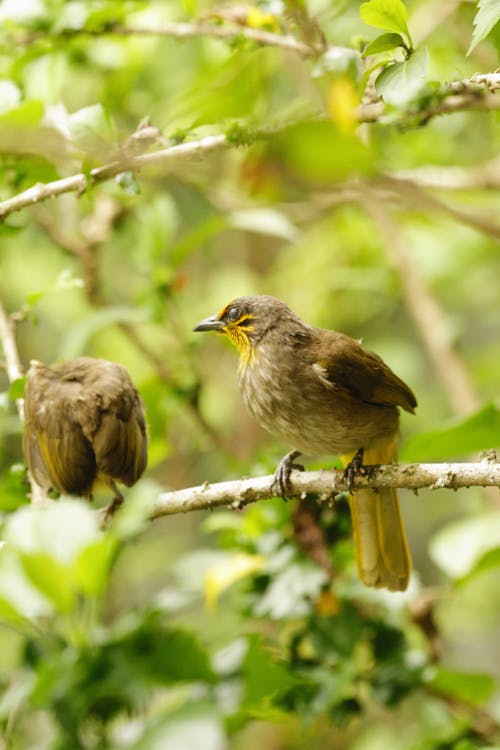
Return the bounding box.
[315,588,341,616]
[246,7,279,31]
[204,552,265,611]
[327,78,360,135]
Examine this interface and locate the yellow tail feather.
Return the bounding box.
[342,438,411,592]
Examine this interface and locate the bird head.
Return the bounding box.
[193,295,303,364]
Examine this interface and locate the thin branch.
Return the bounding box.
[0,298,24,418]
[378,174,500,240]
[0,296,48,503]
[0,134,230,222]
[390,157,500,190]
[111,22,320,58]
[1,75,499,222]
[151,459,500,518]
[11,20,320,58]
[359,73,500,126]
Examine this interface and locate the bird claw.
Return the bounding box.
[271,450,304,500]
[342,448,368,493]
[102,482,124,524]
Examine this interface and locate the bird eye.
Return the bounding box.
[227,305,241,322]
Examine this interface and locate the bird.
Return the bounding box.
[194,295,417,591]
[23,357,147,519]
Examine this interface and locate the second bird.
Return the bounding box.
[23,357,147,518]
[194,295,417,591]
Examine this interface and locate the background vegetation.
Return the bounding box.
[0,0,499,748]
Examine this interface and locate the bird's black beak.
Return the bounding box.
[193,314,225,332]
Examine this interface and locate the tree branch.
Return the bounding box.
[151,458,500,518]
[0,297,48,503]
[111,21,320,58]
[11,20,321,58]
[0,74,499,222]
[0,298,24,418]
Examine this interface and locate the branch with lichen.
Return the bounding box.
[1,72,499,223]
[151,456,500,518]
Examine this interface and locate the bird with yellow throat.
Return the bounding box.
[194,295,417,591]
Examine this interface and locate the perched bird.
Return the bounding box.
[194,295,417,591]
[23,357,147,518]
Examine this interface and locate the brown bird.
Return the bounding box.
[23,357,147,518]
[194,295,417,591]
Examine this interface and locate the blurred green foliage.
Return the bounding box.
[0,0,499,748]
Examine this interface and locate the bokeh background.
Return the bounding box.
[0,1,499,748]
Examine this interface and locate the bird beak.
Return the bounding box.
[193,314,225,332]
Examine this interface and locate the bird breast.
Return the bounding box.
[238,342,399,456]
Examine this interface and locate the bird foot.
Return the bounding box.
[104,494,124,522]
[271,450,304,500]
[342,448,370,492]
[102,481,124,524]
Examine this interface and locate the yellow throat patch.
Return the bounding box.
[218,311,257,369]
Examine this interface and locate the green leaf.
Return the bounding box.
[401,403,500,461]
[468,0,500,54]
[0,548,52,622]
[132,701,225,750]
[241,635,296,712]
[68,103,117,159]
[254,561,328,619]
[276,120,374,181]
[20,552,74,612]
[362,32,407,56]
[360,0,411,43]
[58,305,149,358]
[0,463,29,512]
[375,46,428,107]
[429,512,500,579]
[116,170,141,195]
[312,47,363,80]
[229,208,299,241]
[5,501,103,564]
[0,81,21,114]
[428,667,496,705]
[0,223,24,236]
[74,536,117,597]
[0,100,44,127]
[0,594,25,623]
[8,376,25,401]
[467,547,500,580]
[114,613,215,685]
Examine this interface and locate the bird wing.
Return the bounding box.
[312,332,417,413]
[23,369,96,495]
[90,396,147,486]
[68,360,148,486]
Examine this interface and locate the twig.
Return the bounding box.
[0,134,230,222]
[0,296,48,503]
[0,298,24,418]
[10,20,320,58]
[390,158,500,190]
[1,74,499,223]
[357,90,499,124]
[151,459,500,518]
[378,174,500,240]
[111,22,320,58]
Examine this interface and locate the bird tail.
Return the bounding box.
[342,437,411,592]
